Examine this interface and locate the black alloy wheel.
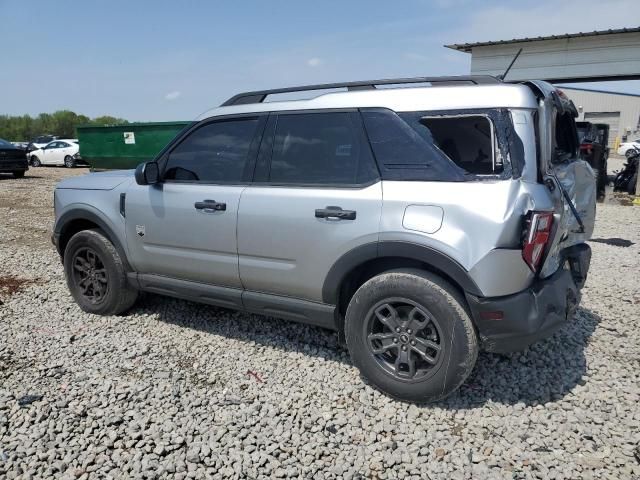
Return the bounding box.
[365,298,443,382]
[70,246,109,305]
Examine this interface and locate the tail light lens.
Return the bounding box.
[522,211,554,273]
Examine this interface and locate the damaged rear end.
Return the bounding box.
[469,81,596,353]
[526,81,596,283]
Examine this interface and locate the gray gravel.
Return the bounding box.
[1,167,639,479]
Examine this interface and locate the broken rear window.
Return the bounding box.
[402,114,502,175]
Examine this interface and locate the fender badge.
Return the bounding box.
[136,225,146,237]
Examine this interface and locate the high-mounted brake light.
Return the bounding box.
[522,211,554,273]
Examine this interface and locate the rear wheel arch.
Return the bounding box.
[323,242,482,329]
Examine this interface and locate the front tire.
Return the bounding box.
[64,155,75,168]
[30,156,41,167]
[345,269,478,403]
[12,170,25,178]
[64,229,138,315]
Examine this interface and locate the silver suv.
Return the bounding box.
[53,76,595,402]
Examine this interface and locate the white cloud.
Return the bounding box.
[165,91,182,101]
[306,57,322,67]
[445,0,640,45]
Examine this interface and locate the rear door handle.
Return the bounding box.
[194,199,226,211]
[315,206,356,220]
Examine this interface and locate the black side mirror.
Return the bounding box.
[135,161,160,185]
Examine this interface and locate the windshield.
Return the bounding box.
[0,138,15,148]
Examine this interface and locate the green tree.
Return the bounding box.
[0,111,130,141]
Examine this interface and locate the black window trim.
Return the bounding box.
[156,113,268,186]
[249,108,381,189]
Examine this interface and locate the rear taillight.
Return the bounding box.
[522,211,554,273]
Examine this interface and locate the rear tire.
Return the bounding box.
[345,269,478,403]
[64,229,138,315]
[64,155,75,168]
[12,170,25,178]
[30,156,41,167]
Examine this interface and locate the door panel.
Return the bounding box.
[125,183,244,287]
[238,110,382,303]
[238,184,382,302]
[49,144,64,165]
[123,114,266,288]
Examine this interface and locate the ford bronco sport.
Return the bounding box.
[53,76,595,402]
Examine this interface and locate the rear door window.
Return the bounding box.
[264,112,378,185]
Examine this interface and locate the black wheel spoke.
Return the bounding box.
[394,348,416,378]
[71,247,109,304]
[368,332,397,355]
[407,306,429,332]
[365,298,443,381]
[411,338,439,365]
[374,304,401,331]
[74,257,89,273]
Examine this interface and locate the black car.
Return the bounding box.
[0,138,29,178]
[26,134,59,152]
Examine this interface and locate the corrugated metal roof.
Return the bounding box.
[557,86,640,98]
[445,27,640,52]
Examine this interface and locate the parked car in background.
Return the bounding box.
[27,134,60,152]
[576,121,608,199]
[29,139,85,167]
[52,76,596,403]
[11,141,29,150]
[617,139,640,158]
[0,138,29,178]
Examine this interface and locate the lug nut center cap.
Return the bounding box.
[399,334,409,344]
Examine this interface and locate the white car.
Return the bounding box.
[29,139,83,167]
[617,140,640,158]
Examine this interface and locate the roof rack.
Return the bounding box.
[221,75,501,106]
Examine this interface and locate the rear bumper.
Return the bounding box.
[467,244,591,353]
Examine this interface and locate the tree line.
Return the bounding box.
[0,111,129,141]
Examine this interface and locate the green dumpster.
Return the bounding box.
[77,121,191,170]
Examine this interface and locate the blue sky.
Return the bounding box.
[1,0,639,121]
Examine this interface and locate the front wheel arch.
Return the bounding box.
[56,210,133,272]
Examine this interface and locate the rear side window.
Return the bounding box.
[415,116,500,175]
[164,118,259,183]
[267,112,378,185]
[361,110,466,182]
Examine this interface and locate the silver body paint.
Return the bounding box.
[54,82,595,305]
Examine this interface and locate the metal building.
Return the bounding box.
[445,28,640,147]
[445,27,640,83]
[558,87,640,148]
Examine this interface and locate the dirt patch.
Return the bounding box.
[0,275,36,300]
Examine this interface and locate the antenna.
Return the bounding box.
[497,48,523,81]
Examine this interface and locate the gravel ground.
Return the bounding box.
[1,167,639,479]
